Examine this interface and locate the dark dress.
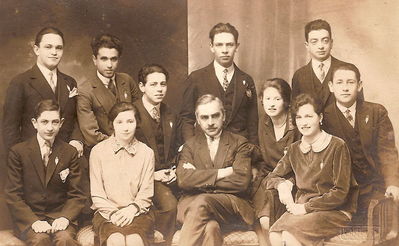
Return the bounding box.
[252,114,300,225]
[267,132,359,245]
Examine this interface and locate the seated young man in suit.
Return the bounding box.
[291,19,363,111]
[176,94,254,246]
[5,99,86,246]
[77,33,141,149]
[180,22,258,145]
[133,64,180,246]
[323,63,399,222]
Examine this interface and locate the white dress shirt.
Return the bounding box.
[205,130,222,162]
[97,70,116,88]
[336,101,357,124]
[213,61,234,88]
[37,62,57,89]
[311,56,331,82]
[142,97,161,119]
[36,133,54,160]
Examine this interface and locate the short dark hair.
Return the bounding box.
[91,33,123,57]
[35,26,64,46]
[305,19,331,42]
[195,94,225,117]
[332,63,361,81]
[259,78,292,111]
[209,23,239,44]
[108,102,140,124]
[138,64,169,85]
[33,99,61,119]
[291,94,322,126]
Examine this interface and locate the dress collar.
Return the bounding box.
[299,130,332,154]
[111,135,138,155]
[97,70,115,87]
[264,113,295,132]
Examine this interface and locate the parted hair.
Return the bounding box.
[305,19,332,41]
[195,94,225,117]
[332,63,361,81]
[33,99,61,119]
[209,23,239,44]
[291,94,322,126]
[259,78,292,111]
[35,26,64,46]
[91,33,123,57]
[108,102,140,124]
[138,64,169,85]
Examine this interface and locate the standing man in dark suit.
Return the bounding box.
[180,23,258,145]
[5,99,85,246]
[133,64,180,246]
[323,64,399,222]
[3,27,83,156]
[291,19,363,110]
[176,94,254,246]
[77,33,141,148]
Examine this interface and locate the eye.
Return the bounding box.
[111,57,118,62]
[56,46,63,50]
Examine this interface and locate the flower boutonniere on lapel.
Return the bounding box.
[365,115,369,124]
[67,85,78,98]
[242,80,252,98]
[55,156,59,166]
[169,121,173,129]
[59,168,70,183]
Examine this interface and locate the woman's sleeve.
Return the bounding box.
[265,145,294,189]
[134,149,155,213]
[89,147,118,220]
[304,142,352,212]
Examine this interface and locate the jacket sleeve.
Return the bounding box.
[246,77,259,145]
[5,148,39,233]
[179,74,197,142]
[291,71,300,103]
[128,76,142,102]
[76,87,109,147]
[266,145,295,189]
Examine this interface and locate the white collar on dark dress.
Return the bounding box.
[299,130,332,154]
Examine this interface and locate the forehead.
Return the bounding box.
[333,69,358,81]
[308,29,330,40]
[213,32,236,43]
[37,110,60,120]
[297,103,316,114]
[146,72,166,82]
[197,101,222,115]
[97,47,119,57]
[114,110,136,120]
[263,87,281,97]
[39,33,63,45]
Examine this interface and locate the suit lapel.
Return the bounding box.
[28,137,46,187]
[92,75,116,114]
[28,65,57,101]
[161,104,173,161]
[115,73,132,102]
[197,134,214,168]
[208,64,223,99]
[57,72,70,110]
[136,100,158,153]
[45,140,62,186]
[229,67,245,124]
[356,102,373,150]
[327,104,346,136]
[213,131,230,169]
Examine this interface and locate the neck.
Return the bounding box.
[115,136,133,147]
[270,112,287,128]
[303,130,322,145]
[337,100,356,109]
[143,95,160,107]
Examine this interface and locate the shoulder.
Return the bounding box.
[331,56,351,66]
[58,70,77,86]
[330,135,347,146]
[91,137,112,153]
[360,101,388,116]
[188,64,213,78]
[235,66,254,82]
[162,103,179,117]
[293,63,310,77]
[116,72,134,82]
[8,67,35,85]
[136,140,154,155]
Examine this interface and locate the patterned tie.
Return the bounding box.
[151,106,160,123]
[108,78,116,96]
[318,63,325,82]
[344,109,355,127]
[48,71,56,93]
[42,141,51,167]
[222,68,229,91]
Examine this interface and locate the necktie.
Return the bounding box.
[222,68,229,91]
[318,63,325,82]
[344,109,355,127]
[151,106,160,123]
[208,137,217,162]
[48,71,56,93]
[42,141,51,167]
[108,78,116,96]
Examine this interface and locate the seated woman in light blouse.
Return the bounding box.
[90,102,155,246]
[267,94,358,246]
[251,78,301,245]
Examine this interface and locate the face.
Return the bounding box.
[210,32,239,68]
[93,47,119,78]
[262,87,286,118]
[295,104,322,138]
[31,110,64,142]
[329,69,362,108]
[34,33,64,70]
[305,29,333,62]
[196,100,225,138]
[139,72,167,105]
[113,110,137,143]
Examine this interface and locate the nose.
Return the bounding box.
[50,47,57,55]
[106,60,113,68]
[207,118,215,127]
[318,41,325,50]
[222,45,228,53]
[46,123,54,131]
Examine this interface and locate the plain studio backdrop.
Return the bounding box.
[0,0,398,229]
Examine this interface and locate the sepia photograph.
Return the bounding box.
[0,0,398,245]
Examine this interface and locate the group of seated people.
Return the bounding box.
[3,19,399,246]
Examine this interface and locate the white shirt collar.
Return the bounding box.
[36,133,54,157]
[97,70,115,88]
[213,60,234,85]
[311,56,331,74]
[205,130,222,142]
[299,130,332,154]
[37,62,57,84]
[142,96,160,116]
[336,101,357,116]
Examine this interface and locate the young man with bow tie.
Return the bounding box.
[133,64,181,246]
[5,99,85,246]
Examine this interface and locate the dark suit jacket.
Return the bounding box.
[180,63,258,145]
[134,99,181,171]
[5,137,86,234]
[176,130,254,224]
[323,101,399,189]
[291,56,363,109]
[77,72,141,147]
[2,65,82,150]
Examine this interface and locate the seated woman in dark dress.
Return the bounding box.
[251,78,301,245]
[267,94,358,246]
[90,102,155,246]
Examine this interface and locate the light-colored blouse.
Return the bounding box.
[90,136,155,220]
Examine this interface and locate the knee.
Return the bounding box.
[27,233,51,246]
[187,195,212,215]
[125,234,144,246]
[259,216,270,230]
[155,191,178,212]
[107,233,125,246]
[269,232,282,246]
[53,230,77,245]
[204,220,221,235]
[282,231,302,246]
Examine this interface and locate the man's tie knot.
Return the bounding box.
[318,62,326,82]
[48,71,56,93]
[43,141,52,167]
[344,109,354,127]
[151,106,160,123]
[108,78,116,96]
[222,68,229,91]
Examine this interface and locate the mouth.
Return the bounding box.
[340,94,351,97]
[154,94,164,98]
[220,56,230,60]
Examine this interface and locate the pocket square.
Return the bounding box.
[59,168,70,183]
[67,85,78,98]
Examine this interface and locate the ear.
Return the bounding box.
[33,45,40,56]
[138,82,146,93]
[328,80,334,92]
[319,113,324,124]
[31,118,38,129]
[209,42,215,53]
[236,42,240,51]
[304,41,309,49]
[357,80,363,92]
[59,118,65,128]
[92,55,97,66]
